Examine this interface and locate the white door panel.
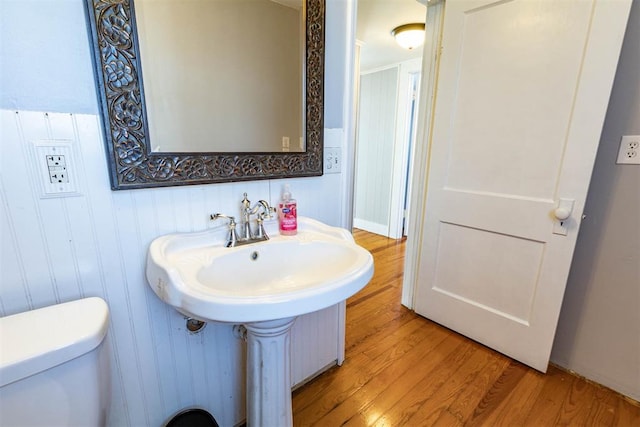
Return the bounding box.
[413,0,631,371]
[439,189,555,241]
[431,222,544,322]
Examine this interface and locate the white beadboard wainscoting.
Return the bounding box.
[0,110,346,426]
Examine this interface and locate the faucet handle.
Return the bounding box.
[257,200,276,220]
[210,214,239,247]
[210,213,236,226]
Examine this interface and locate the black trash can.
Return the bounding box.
[165,408,219,427]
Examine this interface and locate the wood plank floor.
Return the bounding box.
[292,229,640,426]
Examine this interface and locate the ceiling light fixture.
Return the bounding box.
[391,23,426,50]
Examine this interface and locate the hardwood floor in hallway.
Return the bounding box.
[291,229,640,426]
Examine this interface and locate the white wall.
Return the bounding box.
[0,1,354,426]
[0,0,97,113]
[551,1,640,401]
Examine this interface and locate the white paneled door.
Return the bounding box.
[413,0,631,371]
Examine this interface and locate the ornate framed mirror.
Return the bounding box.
[84,0,325,190]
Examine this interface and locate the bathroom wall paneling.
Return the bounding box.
[353,66,399,235]
[0,109,345,426]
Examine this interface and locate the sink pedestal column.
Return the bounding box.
[244,317,296,427]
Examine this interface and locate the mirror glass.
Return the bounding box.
[134,0,304,153]
[84,0,324,190]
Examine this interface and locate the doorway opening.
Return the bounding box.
[352,60,421,239]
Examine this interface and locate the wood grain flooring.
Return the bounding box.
[292,229,640,426]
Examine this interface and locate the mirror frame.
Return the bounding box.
[84,0,325,190]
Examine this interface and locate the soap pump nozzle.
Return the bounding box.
[282,185,291,201]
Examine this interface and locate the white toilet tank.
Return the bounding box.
[0,297,111,426]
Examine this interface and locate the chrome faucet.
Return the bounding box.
[210,193,276,247]
[240,193,253,240]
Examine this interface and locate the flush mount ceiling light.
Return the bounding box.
[391,23,426,50]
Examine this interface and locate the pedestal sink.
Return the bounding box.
[146,217,374,426]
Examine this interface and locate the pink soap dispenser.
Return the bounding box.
[278,184,297,235]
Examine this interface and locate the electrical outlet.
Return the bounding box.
[616,135,640,164]
[49,166,69,184]
[46,155,66,168]
[324,147,341,174]
[32,141,80,197]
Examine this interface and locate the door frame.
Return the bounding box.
[401,0,445,308]
[389,58,422,239]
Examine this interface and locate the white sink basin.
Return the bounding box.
[147,216,374,426]
[146,217,374,323]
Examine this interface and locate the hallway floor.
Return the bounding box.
[291,229,640,426]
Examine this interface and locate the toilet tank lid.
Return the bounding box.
[0,297,109,387]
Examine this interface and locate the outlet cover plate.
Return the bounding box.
[324,147,341,174]
[616,135,640,164]
[32,140,81,198]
